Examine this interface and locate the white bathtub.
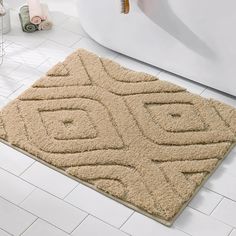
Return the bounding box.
[76,0,236,97]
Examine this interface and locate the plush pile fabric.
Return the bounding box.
[0,49,236,225]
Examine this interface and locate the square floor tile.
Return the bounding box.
[72,216,128,236]
[205,168,236,201]
[219,148,236,178]
[0,168,34,204]
[0,142,34,176]
[22,219,69,236]
[65,184,133,228]
[121,212,188,236]
[21,162,78,198]
[37,58,59,73]
[61,16,88,37]
[0,197,37,236]
[36,40,74,62]
[7,84,30,100]
[44,0,78,18]
[2,40,12,49]
[8,65,43,83]
[0,58,21,76]
[174,207,232,236]
[5,43,47,68]
[188,188,223,215]
[39,26,82,47]
[0,75,23,97]
[212,198,236,227]
[51,11,70,26]
[20,189,87,233]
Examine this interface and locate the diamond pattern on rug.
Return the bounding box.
[0,49,235,225]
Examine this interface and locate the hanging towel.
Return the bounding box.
[19,5,38,33]
[26,0,45,24]
[38,4,53,30]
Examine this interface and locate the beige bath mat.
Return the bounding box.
[0,49,236,226]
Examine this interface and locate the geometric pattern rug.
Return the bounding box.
[0,49,236,225]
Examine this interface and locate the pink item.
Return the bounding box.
[38,4,53,30]
[26,0,46,24]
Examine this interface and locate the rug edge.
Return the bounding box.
[0,138,235,227]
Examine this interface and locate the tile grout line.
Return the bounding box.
[3,38,77,72]
[62,183,80,200]
[6,83,25,99]
[1,161,236,232]
[44,213,131,236]
[1,191,130,236]
[80,213,132,235]
[70,214,89,234]
[35,57,52,71]
[204,186,236,204]
[209,195,224,215]
[0,227,14,236]
[200,88,207,95]
[58,16,88,36]
[227,228,235,236]
[49,33,83,49]
[18,187,37,206]
[33,37,85,71]
[0,60,22,77]
[187,186,224,216]
[0,195,75,235]
[155,69,163,76]
[173,226,192,236]
[119,211,134,229]
[6,31,49,50]
[68,35,84,48]
[0,94,9,99]
[18,217,38,236]
[33,38,82,70]
[19,188,37,205]
[0,165,80,201]
[0,165,79,200]
[19,161,36,177]
[36,218,74,235]
[186,205,235,229]
[0,166,131,232]
[45,34,83,49]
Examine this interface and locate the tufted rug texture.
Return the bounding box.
[0,49,236,225]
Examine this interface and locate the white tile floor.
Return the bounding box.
[0,1,236,235]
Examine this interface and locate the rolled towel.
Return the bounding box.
[38,4,53,30]
[19,5,38,33]
[26,0,45,24]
